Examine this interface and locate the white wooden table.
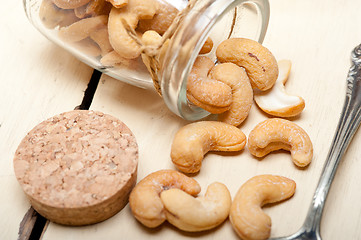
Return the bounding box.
[2,0,361,239]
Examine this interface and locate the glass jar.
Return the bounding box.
[24,0,270,121]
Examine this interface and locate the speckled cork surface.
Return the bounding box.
[13,110,138,225]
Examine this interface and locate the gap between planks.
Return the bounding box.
[17,69,102,240]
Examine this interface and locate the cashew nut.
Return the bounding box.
[108,0,159,59]
[161,182,231,232]
[58,15,108,42]
[40,0,79,29]
[216,38,279,91]
[171,121,247,173]
[254,60,305,117]
[186,56,233,114]
[89,26,113,56]
[209,62,253,126]
[74,0,112,18]
[106,0,127,8]
[140,30,169,75]
[100,50,136,67]
[73,38,102,57]
[199,37,214,55]
[52,0,91,9]
[128,169,201,228]
[248,118,313,167]
[230,175,296,240]
[137,0,179,35]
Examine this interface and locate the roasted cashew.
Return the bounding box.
[52,0,91,9]
[90,26,113,56]
[171,121,246,173]
[106,0,127,8]
[137,0,179,35]
[187,56,232,114]
[199,37,214,55]
[128,169,201,228]
[230,175,296,240]
[74,0,112,18]
[73,38,101,56]
[254,60,305,117]
[248,118,313,167]
[100,50,135,67]
[161,182,231,232]
[58,15,108,42]
[216,38,278,91]
[209,62,253,126]
[108,0,159,59]
[140,30,169,75]
[40,0,79,29]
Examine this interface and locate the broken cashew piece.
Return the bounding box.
[161,182,231,232]
[230,175,296,240]
[106,0,127,8]
[171,121,246,173]
[209,62,253,126]
[128,169,201,228]
[254,60,305,117]
[248,118,313,167]
[108,0,159,59]
[216,38,278,91]
[186,56,232,114]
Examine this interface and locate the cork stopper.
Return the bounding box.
[13,110,138,225]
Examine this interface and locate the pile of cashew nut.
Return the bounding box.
[39,0,213,70]
[39,0,187,67]
[39,1,313,239]
[131,35,310,239]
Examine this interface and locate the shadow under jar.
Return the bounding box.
[24,0,270,120]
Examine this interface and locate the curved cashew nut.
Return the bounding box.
[137,1,179,35]
[90,26,113,56]
[161,182,231,232]
[186,56,233,114]
[52,0,91,9]
[254,60,305,117]
[248,118,313,167]
[230,175,296,240]
[209,62,253,126]
[216,38,279,91]
[73,38,102,57]
[128,169,201,228]
[108,0,158,59]
[40,0,79,29]
[58,15,108,42]
[171,121,246,173]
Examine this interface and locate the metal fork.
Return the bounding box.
[271,43,361,240]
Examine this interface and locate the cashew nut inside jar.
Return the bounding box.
[25,0,270,120]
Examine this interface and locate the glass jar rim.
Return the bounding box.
[160,0,270,121]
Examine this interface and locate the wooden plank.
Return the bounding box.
[0,1,94,239]
[43,0,361,239]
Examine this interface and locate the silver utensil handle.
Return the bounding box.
[302,47,361,235]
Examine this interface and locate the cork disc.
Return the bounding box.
[13,110,138,225]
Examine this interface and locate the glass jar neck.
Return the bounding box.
[160,0,270,121]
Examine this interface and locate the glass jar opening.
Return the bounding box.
[160,0,270,121]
